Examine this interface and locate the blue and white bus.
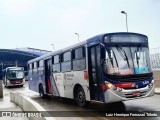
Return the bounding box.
[28,32,154,107]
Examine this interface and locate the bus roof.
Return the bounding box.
[28,40,87,63]
[87,32,147,43]
[5,67,24,71]
[28,32,148,64]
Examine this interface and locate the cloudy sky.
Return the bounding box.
[0,0,159,51]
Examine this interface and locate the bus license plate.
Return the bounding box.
[132,91,140,96]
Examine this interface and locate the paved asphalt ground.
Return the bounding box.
[1,81,160,120]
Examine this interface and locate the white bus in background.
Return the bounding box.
[3,67,25,87]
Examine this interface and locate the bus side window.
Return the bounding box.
[37,61,40,75]
[72,47,86,71]
[52,56,54,64]
[29,64,32,70]
[34,62,37,68]
[52,55,61,73]
[37,61,39,68]
[33,62,37,75]
[39,60,44,67]
[61,51,71,72]
[28,63,33,78]
[32,63,34,69]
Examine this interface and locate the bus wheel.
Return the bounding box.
[4,82,7,88]
[76,87,87,107]
[39,85,45,98]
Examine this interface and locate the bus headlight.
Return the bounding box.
[105,81,117,90]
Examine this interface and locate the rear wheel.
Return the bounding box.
[39,85,45,98]
[75,87,88,107]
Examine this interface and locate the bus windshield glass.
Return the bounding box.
[103,46,151,75]
[7,70,24,80]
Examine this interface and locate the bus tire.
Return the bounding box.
[76,87,87,107]
[39,85,45,98]
[4,81,7,88]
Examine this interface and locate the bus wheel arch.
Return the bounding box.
[73,84,88,107]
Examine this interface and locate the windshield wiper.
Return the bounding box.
[136,44,142,68]
[107,49,119,68]
[112,50,119,68]
[116,45,130,68]
[108,51,114,68]
[135,50,140,68]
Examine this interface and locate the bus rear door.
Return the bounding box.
[44,59,52,94]
[44,59,60,96]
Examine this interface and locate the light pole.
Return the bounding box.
[121,11,128,32]
[51,44,55,51]
[75,33,79,42]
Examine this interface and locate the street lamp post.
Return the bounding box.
[121,11,128,32]
[75,33,79,42]
[51,44,55,51]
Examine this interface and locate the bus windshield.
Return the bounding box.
[7,70,24,80]
[103,46,151,75]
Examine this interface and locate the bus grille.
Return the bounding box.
[124,91,147,98]
[107,73,152,82]
[116,90,149,98]
[116,77,148,82]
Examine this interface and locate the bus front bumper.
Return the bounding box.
[5,80,25,87]
[104,85,155,103]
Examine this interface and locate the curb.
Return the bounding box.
[10,92,55,120]
[155,92,160,94]
[155,90,160,94]
[0,80,3,98]
[155,89,160,94]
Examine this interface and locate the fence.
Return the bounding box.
[150,47,160,89]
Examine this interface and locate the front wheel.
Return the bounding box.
[76,87,88,107]
[4,80,7,87]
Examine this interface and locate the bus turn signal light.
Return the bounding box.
[84,71,88,80]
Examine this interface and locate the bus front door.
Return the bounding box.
[88,45,103,101]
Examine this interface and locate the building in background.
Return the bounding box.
[0,48,51,79]
[150,47,160,70]
[15,47,51,55]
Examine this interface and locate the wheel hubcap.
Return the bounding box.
[78,92,85,104]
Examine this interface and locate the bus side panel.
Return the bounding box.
[53,73,64,97]
[38,67,46,94]
[28,68,45,93]
[28,69,37,92]
[62,45,90,101]
[62,71,90,101]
